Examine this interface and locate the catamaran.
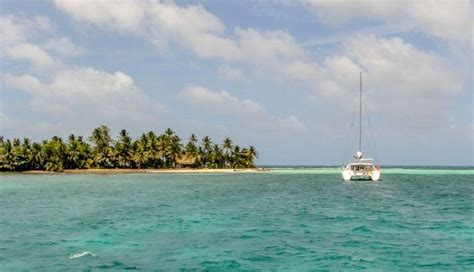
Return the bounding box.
[342,72,381,181]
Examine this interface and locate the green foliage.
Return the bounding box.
[0,126,258,172]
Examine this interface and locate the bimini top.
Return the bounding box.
[358,158,374,163]
[348,158,374,166]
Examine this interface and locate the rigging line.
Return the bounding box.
[341,120,353,165]
[368,116,379,163]
[369,124,379,162]
[361,129,368,155]
[370,130,379,162]
[358,100,376,161]
[362,98,371,156]
[362,129,375,161]
[362,94,375,161]
[342,123,354,165]
[341,97,358,165]
[362,90,379,162]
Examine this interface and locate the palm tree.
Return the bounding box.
[42,136,66,172]
[223,137,233,167]
[210,144,224,168]
[10,139,23,170]
[76,136,91,168]
[18,138,32,170]
[89,125,114,168]
[4,138,31,171]
[115,129,133,168]
[132,139,146,169]
[185,134,199,156]
[248,145,258,166]
[145,131,161,168]
[90,125,113,150]
[21,138,31,151]
[65,134,80,169]
[168,140,182,168]
[160,129,176,167]
[29,142,44,170]
[241,146,258,168]
[223,137,233,152]
[231,145,243,168]
[0,139,14,170]
[164,128,175,138]
[200,136,212,167]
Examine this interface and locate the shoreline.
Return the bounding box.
[2,168,268,175]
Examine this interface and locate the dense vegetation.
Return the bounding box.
[0,125,258,172]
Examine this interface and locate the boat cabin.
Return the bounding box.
[347,159,375,171]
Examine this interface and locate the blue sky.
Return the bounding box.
[1,0,472,165]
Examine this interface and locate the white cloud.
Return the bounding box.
[345,35,461,97]
[303,0,403,26]
[4,67,161,122]
[54,0,235,57]
[297,34,465,132]
[43,37,86,57]
[53,0,146,32]
[177,85,263,115]
[408,0,471,43]
[235,28,307,61]
[0,15,27,46]
[1,13,162,128]
[155,3,224,34]
[0,15,53,47]
[53,0,313,73]
[217,65,244,80]
[54,0,322,81]
[5,42,58,69]
[3,74,48,96]
[1,15,60,70]
[303,0,472,44]
[235,28,323,81]
[177,85,307,134]
[317,55,361,101]
[338,34,462,128]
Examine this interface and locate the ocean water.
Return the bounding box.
[0,168,473,270]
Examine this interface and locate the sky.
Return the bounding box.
[0,0,473,166]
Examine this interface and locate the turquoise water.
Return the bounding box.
[1,169,473,270]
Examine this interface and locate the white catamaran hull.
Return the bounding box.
[342,168,380,181]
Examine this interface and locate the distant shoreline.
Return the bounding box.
[3,166,472,175]
[2,168,268,174]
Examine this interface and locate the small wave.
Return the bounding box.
[200,260,241,269]
[69,251,94,259]
[352,225,372,233]
[238,234,254,239]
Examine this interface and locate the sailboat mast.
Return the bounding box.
[359,71,362,153]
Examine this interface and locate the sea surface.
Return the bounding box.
[1,167,473,270]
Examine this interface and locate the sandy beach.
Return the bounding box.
[15,168,268,174]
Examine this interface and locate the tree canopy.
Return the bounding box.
[0,126,258,172]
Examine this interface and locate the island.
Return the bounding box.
[0,125,260,173]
